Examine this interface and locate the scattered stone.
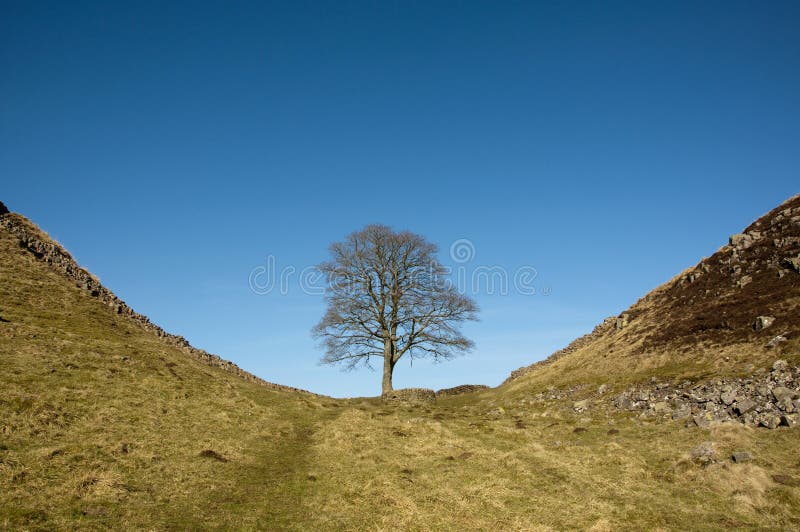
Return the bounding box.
[652,401,669,413]
[573,399,591,412]
[780,414,796,428]
[730,233,756,249]
[767,335,788,348]
[772,474,800,487]
[731,451,753,463]
[737,275,753,288]
[753,316,775,331]
[672,407,691,420]
[782,256,800,273]
[607,429,619,435]
[573,427,587,434]
[486,407,505,418]
[734,399,757,415]
[615,314,629,330]
[773,359,790,372]
[597,384,609,395]
[693,412,713,428]
[759,414,781,429]
[690,442,717,465]
[720,391,736,406]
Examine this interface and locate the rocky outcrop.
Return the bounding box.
[381,388,436,404]
[0,208,318,396]
[0,200,8,216]
[435,384,489,397]
[611,360,799,429]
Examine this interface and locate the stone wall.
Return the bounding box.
[381,388,436,404]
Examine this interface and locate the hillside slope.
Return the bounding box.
[0,204,333,528]
[504,193,800,392]
[2,200,799,530]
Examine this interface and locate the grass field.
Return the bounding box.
[2,214,800,530]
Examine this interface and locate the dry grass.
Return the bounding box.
[2,221,800,530]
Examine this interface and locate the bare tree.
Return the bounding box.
[313,224,478,394]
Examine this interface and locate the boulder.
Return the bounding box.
[693,412,713,428]
[782,255,800,273]
[753,316,775,331]
[690,442,717,465]
[772,359,789,372]
[573,399,591,412]
[730,233,754,249]
[720,391,736,406]
[652,401,670,413]
[772,386,798,405]
[766,335,788,348]
[734,398,757,415]
[731,451,753,463]
[759,413,781,429]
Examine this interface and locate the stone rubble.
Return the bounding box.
[611,360,799,429]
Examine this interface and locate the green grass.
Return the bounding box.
[2,225,800,530]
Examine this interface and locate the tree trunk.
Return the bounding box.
[382,338,395,394]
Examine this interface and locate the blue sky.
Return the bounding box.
[2,1,798,397]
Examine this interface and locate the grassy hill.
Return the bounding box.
[2,200,799,530]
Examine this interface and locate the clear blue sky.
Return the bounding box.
[2,1,798,397]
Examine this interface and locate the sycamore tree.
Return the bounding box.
[313,224,478,394]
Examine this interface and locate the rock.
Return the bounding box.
[730,233,754,249]
[693,412,714,428]
[780,414,797,428]
[773,474,800,487]
[737,275,753,288]
[734,399,757,415]
[486,407,505,418]
[597,384,609,395]
[731,451,753,463]
[782,256,800,273]
[615,314,629,330]
[772,359,789,372]
[753,316,775,331]
[766,335,788,348]
[720,391,736,406]
[614,396,634,410]
[0,200,8,215]
[690,442,717,465]
[573,399,591,412]
[672,407,691,420]
[759,413,781,429]
[607,428,619,435]
[772,386,798,407]
[652,401,669,413]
